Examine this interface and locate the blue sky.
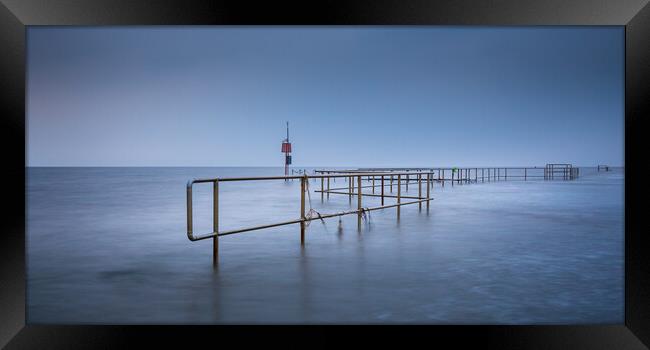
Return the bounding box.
[27,26,624,167]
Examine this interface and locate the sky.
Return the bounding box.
[27,26,624,167]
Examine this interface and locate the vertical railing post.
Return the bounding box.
[505,168,508,181]
[390,175,393,193]
[525,168,527,181]
[300,176,306,245]
[442,169,445,187]
[213,180,219,267]
[426,172,430,211]
[327,176,330,199]
[357,175,362,231]
[321,177,324,201]
[372,176,375,194]
[451,169,454,187]
[406,172,409,192]
[397,174,402,219]
[381,175,385,206]
[187,182,193,240]
[418,173,422,211]
[348,176,352,203]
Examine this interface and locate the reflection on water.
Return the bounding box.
[27,167,624,324]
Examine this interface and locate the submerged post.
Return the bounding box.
[426,172,430,211]
[300,176,306,245]
[418,173,422,211]
[187,182,193,240]
[348,176,352,203]
[381,175,385,206]
[327,177,330,199]
[406,173,409,192]
[213,180,219,267]
[397,174,402,219]
[357,175,362,231]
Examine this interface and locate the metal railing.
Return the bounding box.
[187,171,435,265]
[314,166,572,186]
[188,165,579,265]
[544,164,579,180]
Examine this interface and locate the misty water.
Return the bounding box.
[26,167,624,324]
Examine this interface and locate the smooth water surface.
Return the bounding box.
[27,167,624,324]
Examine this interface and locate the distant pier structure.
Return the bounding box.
[598,165,610,172]
[544,164,579,180]
[281,122,292,176]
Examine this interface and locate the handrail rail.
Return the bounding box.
[191,170,443,183]
[187,171,434,240]
[187,171,435,265]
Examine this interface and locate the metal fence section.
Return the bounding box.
[187,171,435,266]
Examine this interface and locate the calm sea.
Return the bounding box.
[26,166,624,324]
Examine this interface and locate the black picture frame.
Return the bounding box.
[1,0,649,348]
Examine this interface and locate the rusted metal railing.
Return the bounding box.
[188,165,579,266]
[187,171,435,266]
